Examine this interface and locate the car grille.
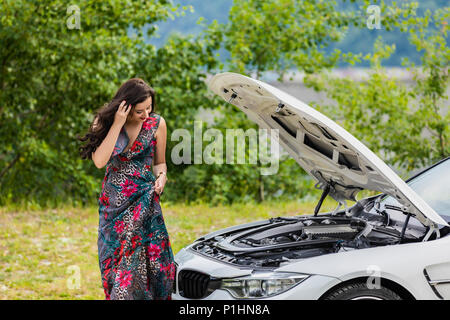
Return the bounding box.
[178,270,212,299]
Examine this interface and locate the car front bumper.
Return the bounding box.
[173,247,342,300]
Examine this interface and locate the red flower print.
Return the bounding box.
[142,122,151,130]
[117,269,132,288]
[133,203,142,221]
[99,193,110,219]
[103,282,111,300]
[161,239,171,250]
[143,117,157,130]
[99,193,110,207]
[113,240,127,266]
[131,235,142,250]
[169,264,176,280]
[118,155,129,162]
[147,243,161,261]
[114,220,125,234]
[102,174,107,189]
[160,262,176,280]
[103,258,112,269]
[120,179,138,197]
[130,141,143,153]
[132,170,141,178]
[151,140,157,147]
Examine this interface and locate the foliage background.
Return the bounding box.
[0,0,448,301]
[0,0,448,208]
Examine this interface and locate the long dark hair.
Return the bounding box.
[78,78,156,160]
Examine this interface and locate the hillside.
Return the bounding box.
[146,0,449,67]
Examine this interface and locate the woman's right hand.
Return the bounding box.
[113,100,132,127]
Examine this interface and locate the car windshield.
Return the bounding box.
[381,158,450,218]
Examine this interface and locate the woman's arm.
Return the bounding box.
[92,122,123,169]
[153,116,167,195]
[92,101,131,169]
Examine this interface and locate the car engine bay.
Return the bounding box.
[189,197,443,269]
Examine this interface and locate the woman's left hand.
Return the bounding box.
[154,174,167,195]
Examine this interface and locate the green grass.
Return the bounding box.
[0,199,338,300]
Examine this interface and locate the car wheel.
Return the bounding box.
[323,282,402,300]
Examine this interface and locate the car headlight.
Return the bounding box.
[220,271,309,299]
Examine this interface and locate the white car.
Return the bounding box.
[173,72,450,300]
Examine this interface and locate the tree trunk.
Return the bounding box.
[0,152,20,182]
[258,173,265,202]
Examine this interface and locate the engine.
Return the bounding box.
[190,215,402,269]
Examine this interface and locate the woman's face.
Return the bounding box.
[127,96,152,123]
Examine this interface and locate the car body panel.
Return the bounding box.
[173,275,343,300]
[207,72,448,227]
[173,238,449,300]
[173,247,343,300]
[274,233,450,299]
[174,235,450,300]
[175,247,253,279]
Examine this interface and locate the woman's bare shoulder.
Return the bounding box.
[158,115,166,127]
[154,115,166,140]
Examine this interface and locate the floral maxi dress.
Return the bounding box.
[97,113,175,300]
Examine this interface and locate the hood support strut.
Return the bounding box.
[314,184,331,217]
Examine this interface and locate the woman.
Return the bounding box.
[79,78,175,300]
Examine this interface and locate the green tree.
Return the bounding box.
[0,0,220,206]
[304,4,449,172]
[187,0,418,203]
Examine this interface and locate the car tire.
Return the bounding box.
[323,282,402,300]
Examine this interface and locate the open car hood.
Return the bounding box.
[207,72,448,228]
